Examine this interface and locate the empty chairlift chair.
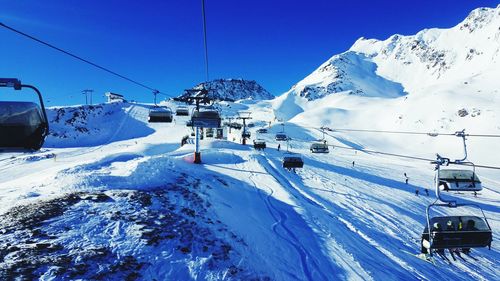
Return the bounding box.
[310,142,329,153]
[0,78,49,151]
[275,133,287,141]
[253,139,266,150]
[176,106,190,116]
[191,110,221,128]
[283,155,304,170]
[438,169,482,192]
[148,106,173,123]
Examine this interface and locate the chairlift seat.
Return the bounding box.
[0,101,48,150]
[439,169,482,191]
[421,216,492,252]
[310,142,329,153]
[148,107,173,123]
[191,110,221,128]
[257,128,268,134]
[283,156,304,169]
[275,133,287,141]
[253,140,266,149]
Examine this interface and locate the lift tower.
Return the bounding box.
[184,89,212,164]
[237,112,252,145]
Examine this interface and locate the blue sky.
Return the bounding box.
[1,0,498,106]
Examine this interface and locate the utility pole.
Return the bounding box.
[82,89,94,105]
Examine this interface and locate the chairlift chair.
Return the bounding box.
[253,139,266,150]
[0,78,49,151]
[283,155,304,169]
[148,106,173,123]
[310,142,329,153]
[176,106,190,116]
[191,109,221,128]
[257,128,268,134]
[438,169,482,192]
[421,213,492,254]
[275,133,287,141]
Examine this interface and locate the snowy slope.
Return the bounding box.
[1,5,500,281]
[0,98,498,280]
[180,79,274,101]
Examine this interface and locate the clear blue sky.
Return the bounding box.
[1,0,498,106]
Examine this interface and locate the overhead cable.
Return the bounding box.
[0,22,173,97]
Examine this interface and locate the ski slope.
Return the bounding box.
[0,101,498,280]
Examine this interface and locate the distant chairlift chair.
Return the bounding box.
[148,106,173,123]
[253,139,266,150]
[191,109,221,128]
[283,155,304,170]
[310,142,329,153]
[176,106,190,116]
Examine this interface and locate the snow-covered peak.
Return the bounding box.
[287,51,406,101]
[183,79,274,101]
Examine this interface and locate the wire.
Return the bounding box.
[326,128,454,137]
[0,22,174,98]
[292,121,500,138]
[201,0,210,82]
[289,130,500,171]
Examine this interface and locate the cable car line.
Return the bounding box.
[201,0,210,82]
[0,22,173,97]
[286,131,500,171]
[291,121,500,138]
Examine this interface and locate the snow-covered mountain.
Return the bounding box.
[272,4,500,166]
[180,79,274,101]
[274,5,500,118]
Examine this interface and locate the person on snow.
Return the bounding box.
[278,144,281,151]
